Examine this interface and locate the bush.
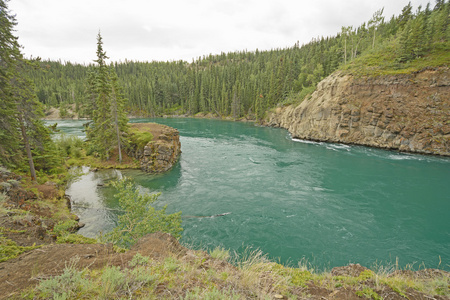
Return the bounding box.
[129,128,153,149]
[129,252,149,267]
[56,234,97,244]
[0,235,40,262]
[103,178,183,248]
[52,219,79,237]
[36,258,91,299]
[100,266,127,298]
[54,134,84,158]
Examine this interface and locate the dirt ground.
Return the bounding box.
[0,233,186,299]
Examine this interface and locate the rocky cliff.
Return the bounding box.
[127,123,181,173]
[266,67,449,156]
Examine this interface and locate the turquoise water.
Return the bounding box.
[55,118,450,270]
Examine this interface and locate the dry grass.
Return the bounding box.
[20,245,449,300]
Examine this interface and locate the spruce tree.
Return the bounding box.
[86,32,128,161]
[0,0,55,179]
[109,64,129,163]
[0,0,20,166]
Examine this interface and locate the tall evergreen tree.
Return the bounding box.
[0,0,55,179]
[0,0,21,166]
[109,64,129,163]
[86,32,128,161]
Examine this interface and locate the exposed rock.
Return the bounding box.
[127,123,182,173]
[266,67,450,156]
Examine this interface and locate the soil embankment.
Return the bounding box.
[266,67,449,156]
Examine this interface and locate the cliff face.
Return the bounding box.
[266,67,450,156]
[128,123,181,173]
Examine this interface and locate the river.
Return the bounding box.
[52,118,450,270]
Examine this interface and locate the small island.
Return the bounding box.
[127,123,181,173]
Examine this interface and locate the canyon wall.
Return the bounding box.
[266,67,449,156]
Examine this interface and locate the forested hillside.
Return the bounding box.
[31,1,449,119]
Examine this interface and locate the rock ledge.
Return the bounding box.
[266,67,449,156]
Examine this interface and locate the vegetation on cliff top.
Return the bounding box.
[129,124,154,149]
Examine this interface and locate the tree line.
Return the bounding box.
[30,1,449,121]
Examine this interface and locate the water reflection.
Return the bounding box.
[66,167,122,237]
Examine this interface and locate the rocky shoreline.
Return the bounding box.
[265,67,450,156]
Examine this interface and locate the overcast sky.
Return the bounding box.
[9,0,430,64]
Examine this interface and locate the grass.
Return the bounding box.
[16,241,449,299]
[209,246,230,260]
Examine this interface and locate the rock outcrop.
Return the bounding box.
[266,67,449,156]
[127,123,181,173]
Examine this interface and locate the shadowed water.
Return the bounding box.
[54,118,450,270]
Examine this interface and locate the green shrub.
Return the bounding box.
[163,257,179,272]
[100,266,127,298]
[183,287,241,300]
[129,128,153,149]
[36,259,91,299]
[52,219,79,237]
[54,134,83,156]
[129,266,158,285]
[356,287,381,300]
[103,178,182,248]
[129,252,150,267]
[7,179,20,188]
[56,234,97,244]
[0,182,11,192]
[0,235,40,262]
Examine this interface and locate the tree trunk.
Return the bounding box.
[372,30,376,49]
[19,116,37,181]
[344,38,347,64]
[112,94,122,163]
[115,113,122,163]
